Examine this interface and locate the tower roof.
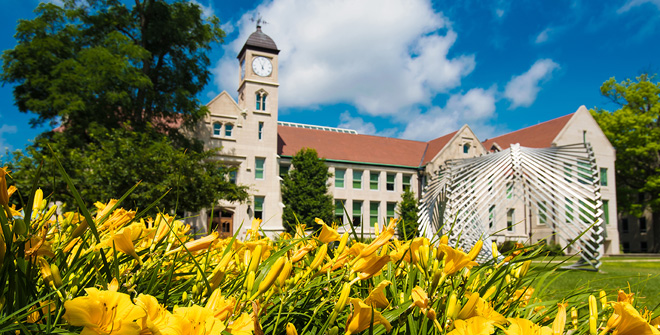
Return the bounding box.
[238,25,280,59]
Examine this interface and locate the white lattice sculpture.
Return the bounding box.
[418,143,604,270]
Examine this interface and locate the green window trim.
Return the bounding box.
[353,170,362,189]
[403,175,411,192]
[335,169,345,188]
[600,168,608,186]
[386,202,396,222]
[370,201,379,225]
[370,172,379,190]
[386,173,395,191]
[255,158,265,180]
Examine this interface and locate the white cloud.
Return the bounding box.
[535,27,551,44]
[400,87,497,141]
[337,112,396,137]
[618,0,660,13]
[0,124,18,152]
[495,9,505,18]
[504,59,559,109]
[189,0,214,19]
[213,0,474,116]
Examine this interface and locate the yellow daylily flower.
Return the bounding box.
[365,280,391,309]
[605,302,660,335]
[167,232,218,255]
[448,316,496,335]
[411,286,429,310]
[352,254,391,280]
[316,219,340,243]
[174,305,226,335]
[359,221,395,258]
[205,288,236,321]
[226,312,254,335]
[438,244,478,276]
[504,318,552,335]
[63,288,146,335]
[345,298,392,335]
[96,222,146,264]
[135,294,186,335]
[617,290,635,304]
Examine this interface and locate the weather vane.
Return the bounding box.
[250,13,268,28]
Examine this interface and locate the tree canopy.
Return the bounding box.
[281,148,334,232]
[2,0,248,213]
[396,189,419,240]
[591,74,660,215]
[1,0,224,142]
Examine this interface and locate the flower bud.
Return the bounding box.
[286,323,298,335]
[245,271,256,293]
[277,260,293,287]
[447,293,458,320]
[328,326,339,335]
[599,290,607,307]
[0,167,9,206]
[571,307,578,330]
[589,315,597,335]
[467,240,483,261]
[334,282,351,314]
[32,188,43,212]
[309,244,328,272]
[335,232,349,256]
[50,264,63,288]
[588,295,598,318]
[426,308,437,321]
[253,256,286,299]
[247,245,263,273]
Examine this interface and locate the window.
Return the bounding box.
[335,200,344,224]
[352,201,362,226]
[229,170,237,184]
[507,209,515,232]
[386,202,396,222]
[506,182,513,199]
[353,170,362,189]
[225,123,234,137]
[565,197,574,223]
[538,202,547,225]
[256,92,267,111]
[403,175,412,192]
[255,158,265,180]
[335,169,345,188]
[386,173,395,191]
[463,143,470,154]
[370,201,379,225]
[621,218,629,233]
[254,196,264,220]
[213,122,222,136]
[640,217,647,233]
[258,122,264,140]
[602,200,609,225]
[488,205,495,228]
[279,164,289,179]
[578,160,591,184]
[370,172,379,190]
[641,241,648,252]
[600,168,608,186]
[564,163,572,183]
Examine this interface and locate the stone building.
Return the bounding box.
[189,25,619,254]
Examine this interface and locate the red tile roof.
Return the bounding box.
[482,113,574,151]
[422,130,458,165]
[278,125,431,167]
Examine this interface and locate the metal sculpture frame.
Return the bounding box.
[418,143,605,270]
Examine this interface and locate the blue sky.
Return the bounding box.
[2,0,660,155]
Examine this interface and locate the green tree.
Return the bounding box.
[1,0,224,142]
[1,0,247,213]
[591,74,660,215]
[8,125,249,214]
[396,189,419,240]
[281,148,334,232]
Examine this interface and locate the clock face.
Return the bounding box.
[252,56,272,77]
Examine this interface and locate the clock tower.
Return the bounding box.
[237,24,279,116]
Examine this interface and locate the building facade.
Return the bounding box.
[190,26,619,254]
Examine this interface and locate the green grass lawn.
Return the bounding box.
[532,257,660,310]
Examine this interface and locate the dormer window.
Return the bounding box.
[225,123,234,137]
[256,92,267,111]
[463,143,471,154]
[213,122,222,136]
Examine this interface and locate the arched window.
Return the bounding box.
[255,92,267,111]
[225,123,234,137]
[213,122,222,136]
[463,143,470,154]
